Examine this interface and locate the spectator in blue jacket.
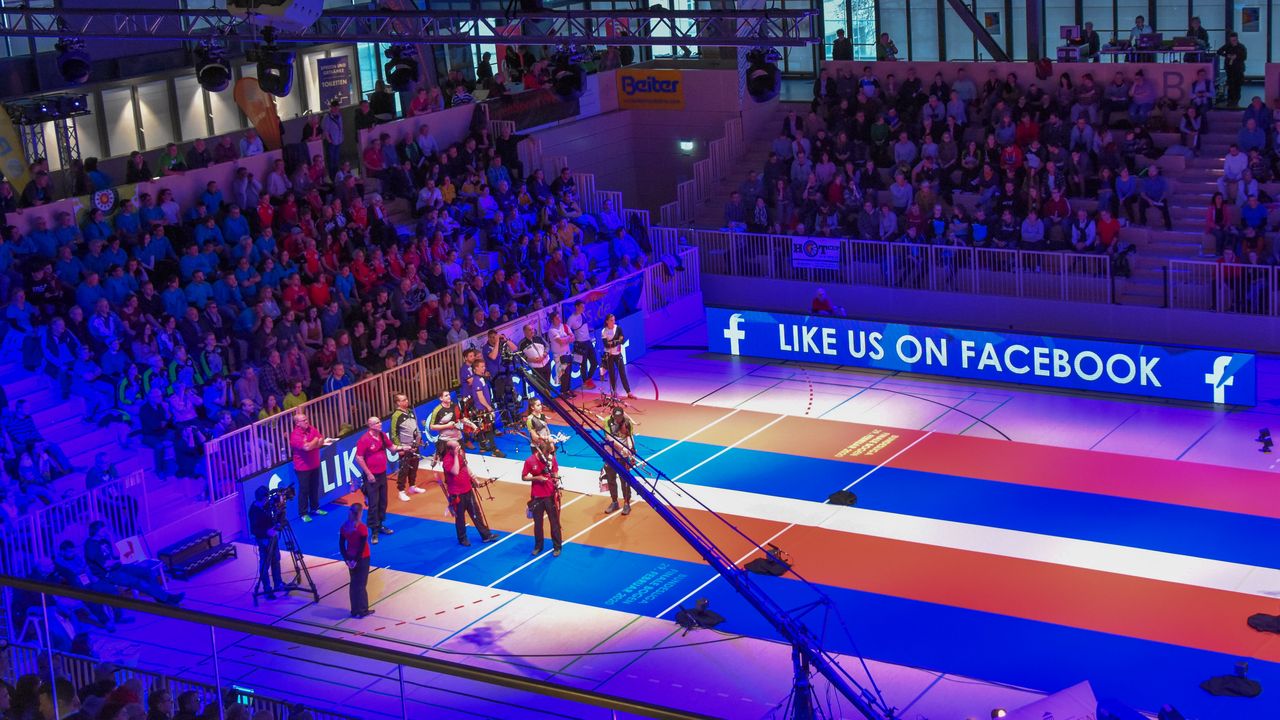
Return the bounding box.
[1137,165,1172,230]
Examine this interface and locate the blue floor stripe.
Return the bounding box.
[291,507,1280,718]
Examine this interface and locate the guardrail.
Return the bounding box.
[203,247,701,500]
[0,469,149,578]
[5,642,357,720]
[659,117,746,227]
[1168,258,1277,315]
[653,227,1113,304]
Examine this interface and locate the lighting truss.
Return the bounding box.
[0,7,820,47]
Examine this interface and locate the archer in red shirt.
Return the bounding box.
[522,440,562,557]
[442,440,496,546]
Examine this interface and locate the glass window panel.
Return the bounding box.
[100,87,137,159]
[76,93,103,163]
[909,0,940,60]
[135,80,174,151]
[1115,1,1148,40]
[1010,2,1027,59]
[945,0,978,61]
[302,51,326,114]
[1194,0,1226,38]
[1044,0,1078,56]
[880,0,909,59]
[1233,0,1266,75]
[208,81,241,135]
[1081,0,1116,38]
[174,76,208,143]
[850,0,876,57]
[824,0,847,59]
[974,0,1006,59]
[1158,1,1190,34]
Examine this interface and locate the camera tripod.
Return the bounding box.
[251,514,320,606]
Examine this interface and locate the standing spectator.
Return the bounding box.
[320,100,345,179]
[831,29,853,61]
[339,503,372,617]
[1218,32,1248,107]
[289,411,326,522]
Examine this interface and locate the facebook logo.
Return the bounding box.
[1204,355,1238,404]
[723,313,746,355]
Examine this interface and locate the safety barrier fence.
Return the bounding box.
[659,116,746,228]
[4,642,358,720]
[1168,259,1278,315]
[0,470,149,579]
[652,227,1113,304]
[203,247,700,501]
[0,577,708,720]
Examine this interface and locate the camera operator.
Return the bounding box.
[249,485,289,600]
[567,300,598,391]
[483,329,519,408]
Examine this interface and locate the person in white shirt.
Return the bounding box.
[415,125,440,159]
[566,300,597,390]
[1218,143,1249,199]
[240,129,265,158]
[518,324,552,387]
[545,310,575,398]
[599,313,633,398]
[265,159,292,200]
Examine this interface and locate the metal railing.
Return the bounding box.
[659,116,746,227]
[1168,259,1278,315]
[0,576,712,720]
[0,470,149,578]
[654,227,1113,304]
[203,248,701,499]
[5,643,357,720]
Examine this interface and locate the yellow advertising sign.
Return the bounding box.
[0,107,31,193]
[616,69,685,110]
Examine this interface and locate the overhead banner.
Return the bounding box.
[233,77,283,151]
[616,69,685,110]
[792,237,840,270]
[706,307,1257,405]
[316,56,352,108]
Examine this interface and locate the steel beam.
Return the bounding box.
[943,0,1010,61]
[0,7,820,47]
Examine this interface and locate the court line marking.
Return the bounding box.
[655,430,934,619]
[486,414,789,589]
[434,407,744,579]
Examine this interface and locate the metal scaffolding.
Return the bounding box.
[0,7,820,47]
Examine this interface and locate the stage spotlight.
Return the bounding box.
[991,710,1007,719]
[744,47,781,103]
[1258,428,1272,453]
[56,38,91,85]
[250,45,295,97]
[195,41,232,93]
[550,45,586,101]
[383,44,418,92]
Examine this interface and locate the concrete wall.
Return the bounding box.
[703,274,1267,352]
[531,68,745,212]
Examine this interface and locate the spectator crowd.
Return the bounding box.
[0,82,648,510]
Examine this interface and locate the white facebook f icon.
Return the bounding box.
[1204,355,1236,404]
[723,313,746,355]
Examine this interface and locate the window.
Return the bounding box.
[101,87,138,158]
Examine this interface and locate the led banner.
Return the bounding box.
[616,69,685,110]
[706,307,1257,405]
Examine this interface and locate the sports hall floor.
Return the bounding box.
[106,321,1280,719]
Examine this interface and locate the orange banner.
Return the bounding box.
[233,77,283,151]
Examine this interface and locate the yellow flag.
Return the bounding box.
[0,107,31,193]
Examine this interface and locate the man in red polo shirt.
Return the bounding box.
[522,439,562,557]
[289,412,326,521]
[353,416,396,544]
[442,439,496,546]
[338,503,372,618]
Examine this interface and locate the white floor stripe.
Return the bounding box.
[485,414,789,589]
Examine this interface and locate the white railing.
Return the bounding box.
[661,227,1113,304]
[203,248,701,498]
[0,470,149,578]
[659,116,746,227]
[1168,259,1277,315]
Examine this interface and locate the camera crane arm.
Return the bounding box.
[506,358,895,720]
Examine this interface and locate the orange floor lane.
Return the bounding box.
[891,433,1280,520]
[742,523,1280,663]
